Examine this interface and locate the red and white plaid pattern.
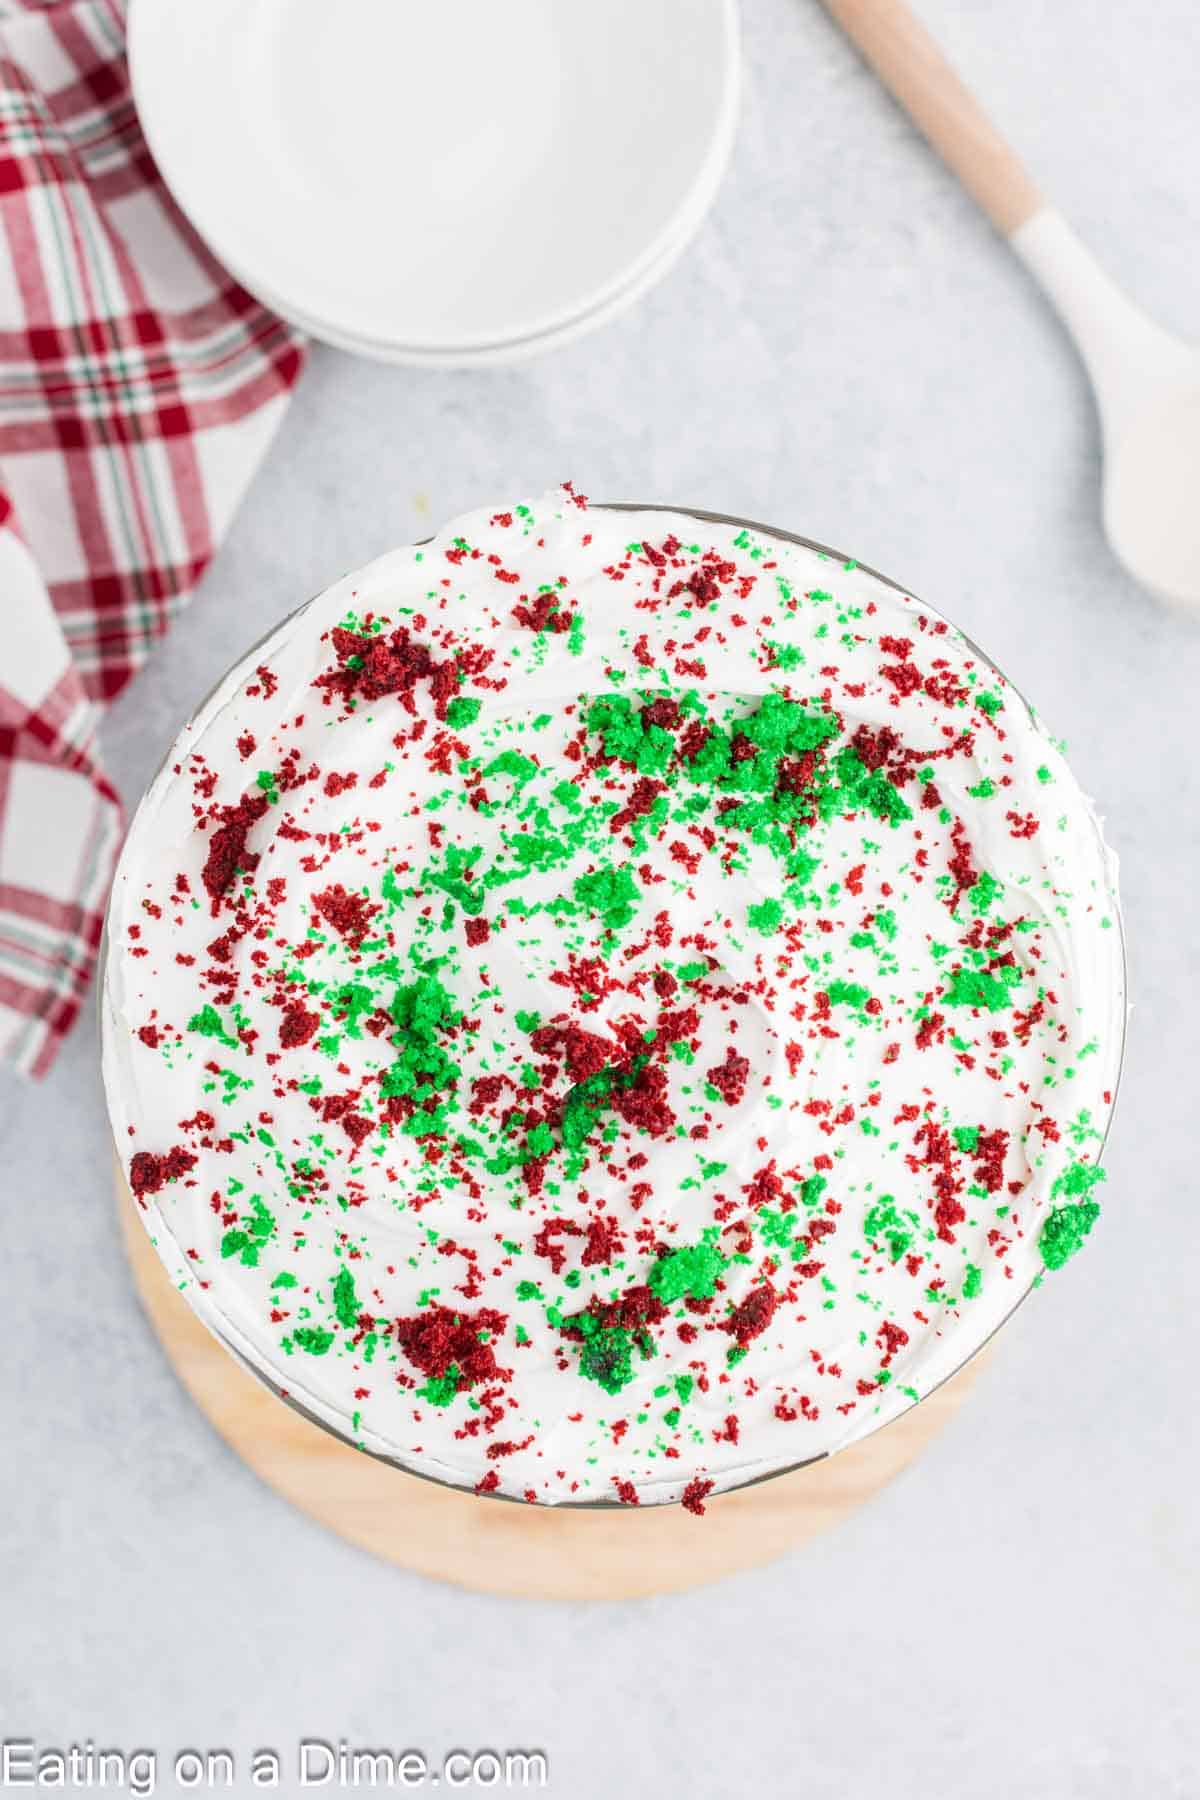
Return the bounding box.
[0,0,305,1076]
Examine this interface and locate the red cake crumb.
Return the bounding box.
[279,1002,319,1048]
[313,884,378,948]
[706,1046,750,1105]
[201,790,269,904]
[395,1304,510,1391]
[681,1478,715,1517]
[721,1283,777,1346]
[129,1145,197,1199]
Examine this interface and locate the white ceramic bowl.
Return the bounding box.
[129,0,741,363]
[229,116,736,369]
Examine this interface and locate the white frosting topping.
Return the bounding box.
[102,491,1124,1506]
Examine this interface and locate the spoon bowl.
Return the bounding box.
[1103,384,1200,605]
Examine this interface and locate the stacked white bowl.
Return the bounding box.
[129,0,741,366]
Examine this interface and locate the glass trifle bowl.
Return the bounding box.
[101,490,1125,1512]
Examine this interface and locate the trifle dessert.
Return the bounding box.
[102,488,1124,1510]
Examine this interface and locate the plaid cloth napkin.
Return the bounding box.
[0,0,305,1077]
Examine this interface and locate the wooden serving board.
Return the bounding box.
[117,1176,985,1598]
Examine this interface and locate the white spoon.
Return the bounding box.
[821,0,1200,606]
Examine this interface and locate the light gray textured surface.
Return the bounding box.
[3,2,1199,1795]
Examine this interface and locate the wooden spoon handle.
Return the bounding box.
[820,0,1043,236]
